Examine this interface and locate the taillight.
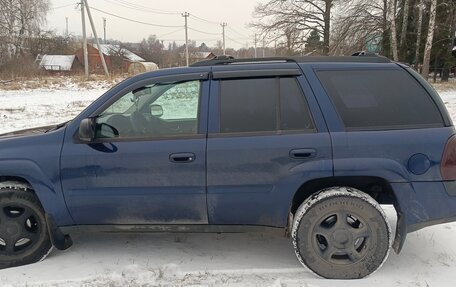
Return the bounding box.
[441,135,456,180]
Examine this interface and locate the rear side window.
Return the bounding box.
[316,69,444,130]
[219,77,314,133]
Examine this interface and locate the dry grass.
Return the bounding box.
[433,81,456,92]
[0,74,126,91]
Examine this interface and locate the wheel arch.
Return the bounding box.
[0,176,34,191]
[289,176,406,254]
[0,159,74,226]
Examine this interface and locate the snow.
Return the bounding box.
[0,83,456,286]
[0,86,106,134]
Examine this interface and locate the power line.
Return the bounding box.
[109,0,181,15]
[188,27,220,36]
[101,0,181,15]
[158,28,185,38]
[226,35,248,46]
[161,39,218,42]
[51,3,78,10]
[191,14,220,25]
[227,26,250,39]
[88,6,183,28]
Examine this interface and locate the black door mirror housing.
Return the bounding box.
[79,118,96,142]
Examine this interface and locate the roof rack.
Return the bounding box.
[190,54,391,67]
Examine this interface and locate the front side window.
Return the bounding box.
[96,80,200,139]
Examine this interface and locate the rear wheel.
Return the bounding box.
[0,186,52,269]
[292,187,391,279]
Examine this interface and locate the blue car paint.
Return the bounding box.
[0,129,74,225]
[60,70,212,225]
[206,65,333,226]
[0,61,455,240]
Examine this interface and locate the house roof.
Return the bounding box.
[92,44,145,62]
[194,52,215,59]
[39,55,76,71]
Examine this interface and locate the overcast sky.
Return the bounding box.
[46,0,261,49]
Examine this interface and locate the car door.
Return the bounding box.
[206,64,333,227]
[60,73,210,225]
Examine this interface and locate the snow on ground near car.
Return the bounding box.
[0,87,106,134]
[0,85,455,286]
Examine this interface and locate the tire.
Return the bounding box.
[291,187,391,279]
[0,185,53,269]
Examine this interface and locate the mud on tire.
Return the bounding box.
[292,187,391,279]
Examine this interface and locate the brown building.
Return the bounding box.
[75,44,145,73]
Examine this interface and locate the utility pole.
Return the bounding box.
[80,1,89,78]
[103,17,106,44]
[275,40,278,56]
[65,17,69,36]
[221,22,227,55]
[262,37,265,58]
[254,34,257,58]
[182,12,190,66]
[83,0,110,77]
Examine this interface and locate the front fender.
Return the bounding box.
[0,129,74,226]
[0,159,73,225]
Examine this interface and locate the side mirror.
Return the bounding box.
[79,118,96,142]
[150,104,164,118]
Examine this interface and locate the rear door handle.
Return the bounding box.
[169,153,196,163]
[290,149,317,159]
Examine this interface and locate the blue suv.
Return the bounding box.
[1,56,456,279]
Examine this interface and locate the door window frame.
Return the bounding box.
[209,75,318,138]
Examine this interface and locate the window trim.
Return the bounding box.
[212,68,302,80]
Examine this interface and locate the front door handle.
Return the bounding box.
[169,153,196,163]
[290,149,317,159]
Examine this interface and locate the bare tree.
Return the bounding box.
[399,0,410,49]
[135,35,164,66]
[422,0,438,78]
[389,0,399,61]
[414,0,424,65]
[251,0,338,55]
[331,7,376,56]
[330,0,395,56]
[0,0,49,57]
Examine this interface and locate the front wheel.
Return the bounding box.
[0,186,52,269]
[292,187,392,279]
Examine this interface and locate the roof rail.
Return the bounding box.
[190,56,297,67]
[190,55,391,67]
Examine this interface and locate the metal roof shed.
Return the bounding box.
[39,55,76,71]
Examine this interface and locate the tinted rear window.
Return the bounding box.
[220,77,315,133]
[280,78,314,130]
[220,78,277,133]
[316,69,444,130]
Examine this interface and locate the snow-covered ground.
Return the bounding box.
[0,83,455,286]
